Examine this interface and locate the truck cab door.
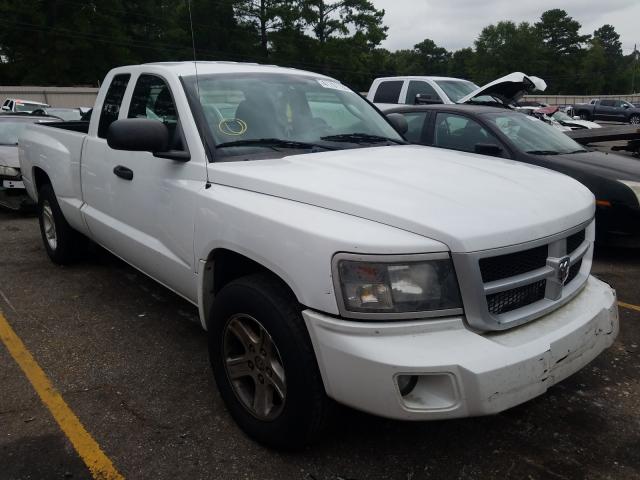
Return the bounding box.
[81,72,207,303]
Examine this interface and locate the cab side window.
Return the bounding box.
[400,111,428,144]
[433,112,503,155]
[98,74,131,139]
[128,74,183,150]
[373,81,403,104]
[406,81,439,105]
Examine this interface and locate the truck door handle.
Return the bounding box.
[113,165,133,181]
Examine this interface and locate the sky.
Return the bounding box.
[372,0,640,55]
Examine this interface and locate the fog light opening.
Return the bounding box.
[397,375,418,396]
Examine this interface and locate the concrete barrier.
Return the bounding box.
[0,86,99,108]
[523,94,640,105]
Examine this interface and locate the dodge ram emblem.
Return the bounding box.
[557,256,571,285]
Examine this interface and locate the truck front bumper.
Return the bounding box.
[303,275,618,420]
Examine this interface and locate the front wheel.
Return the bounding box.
[209,273,331,449]
[578,111,591,121]
[629,114,640,125]
[38,183,84,264]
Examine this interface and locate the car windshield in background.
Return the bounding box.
[434,80,479,103]
[14,103,43,113]
[46,109,82,121]
[483,112,586,155]
[552,111,575,122]
[183,73,404,160]
[0,118,42,145]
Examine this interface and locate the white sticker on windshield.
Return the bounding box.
[317,79,351,92]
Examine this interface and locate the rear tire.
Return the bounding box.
[208,273,331,449]
[38,183,84,264]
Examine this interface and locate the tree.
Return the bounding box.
[301,0,386,46]
[472,21,542,84]
[448,48,474,79]
[234,0,301,57]
[535,9,591,93]
[578,39,607,94]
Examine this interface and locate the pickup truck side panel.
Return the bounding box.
[194,183,448,325]
[80,68,209,303]
[19,126,89,236]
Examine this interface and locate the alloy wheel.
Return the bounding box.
[42,201,57,251]
[222,314,286,420]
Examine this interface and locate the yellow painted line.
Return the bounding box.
[619,301,640,313]
[0,311,124,480]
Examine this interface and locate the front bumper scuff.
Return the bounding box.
[303,275,618,420]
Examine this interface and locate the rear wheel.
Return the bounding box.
[38,183,84,264]
[209,273,331,449]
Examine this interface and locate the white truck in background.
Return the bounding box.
[19,62,618,449]
[368,72,547,108]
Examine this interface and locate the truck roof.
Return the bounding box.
[373,76,474,82]
[111,61,333,80]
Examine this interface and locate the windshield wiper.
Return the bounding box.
[216,138,334,151]
[321,133,404,145]
[526,150,560,155]
[567,149,588,154]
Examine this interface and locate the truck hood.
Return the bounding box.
[209,145,594,253]
[0,145,19,168]
[458,72,547,106]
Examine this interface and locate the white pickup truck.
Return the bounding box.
[19,62,618,449]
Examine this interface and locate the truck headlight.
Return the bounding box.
[619,180,640,206]
[333,253,462,319]
[0,166,20,178]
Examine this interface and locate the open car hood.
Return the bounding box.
[458,72,547,106]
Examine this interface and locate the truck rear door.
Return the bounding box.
[80,71,207,303]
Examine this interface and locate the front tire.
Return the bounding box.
[38,183,83,264]
[209,273,331,449]
[629,114,640,125]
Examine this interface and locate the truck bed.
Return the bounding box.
[45,121,90,134]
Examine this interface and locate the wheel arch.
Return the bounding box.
[32,166,52,198]
[197,247,302,330]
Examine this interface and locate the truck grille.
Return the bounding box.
[479,245,547,283]
[452,222,593,331]
[486,280,547,315]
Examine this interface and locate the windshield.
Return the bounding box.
[552,111,574,122]
[483,112,586,154]
[14,103,44,113]
[0,118,41,145]
[46,109,82,121]
[434,80,479,103]
[183,73,403,160]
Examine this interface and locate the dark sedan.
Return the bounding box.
[384,104,640,246]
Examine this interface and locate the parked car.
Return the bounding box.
[573,99,640,124]
[1,98,50,113]
[383,103,640,245]
[534,106,601,130]
[0,113,60,210]
[367,72,546,109]
[20,62,617,448]
[30,107,84,121]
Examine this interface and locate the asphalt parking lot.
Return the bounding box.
[1,208,639,480]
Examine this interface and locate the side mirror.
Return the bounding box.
[415,94,443,105]
[107,118,169,152]
[1,106,9,111]
[386,113,408,135]
[475,143,503,157]
[623,104,630,109]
